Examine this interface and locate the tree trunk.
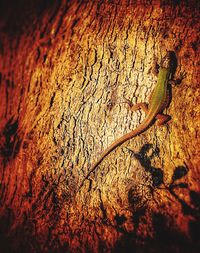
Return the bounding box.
[0,0,199,252]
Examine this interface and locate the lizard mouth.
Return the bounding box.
[161,51,177,77]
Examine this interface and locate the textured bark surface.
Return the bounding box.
[0,0,199,252]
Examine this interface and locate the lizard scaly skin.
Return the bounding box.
[78,51,176,191]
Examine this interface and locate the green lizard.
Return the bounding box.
[78,51,178,191]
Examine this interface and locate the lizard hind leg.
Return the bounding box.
[121,96,149,114]
[129,102,149,114]
[156,114,171,126]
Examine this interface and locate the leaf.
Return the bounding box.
[171,183,188,189]
[172,166,188,181]
[190,190,200,209]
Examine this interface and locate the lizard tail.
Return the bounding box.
[78,115,154,191]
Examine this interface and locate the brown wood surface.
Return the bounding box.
[0,1,199,252]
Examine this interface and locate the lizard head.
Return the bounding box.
[160,51,178,78]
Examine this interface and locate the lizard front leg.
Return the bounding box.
[169,71,186,86]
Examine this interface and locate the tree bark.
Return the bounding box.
[0,0,199,252]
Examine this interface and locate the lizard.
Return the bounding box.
[78,51,179,191]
